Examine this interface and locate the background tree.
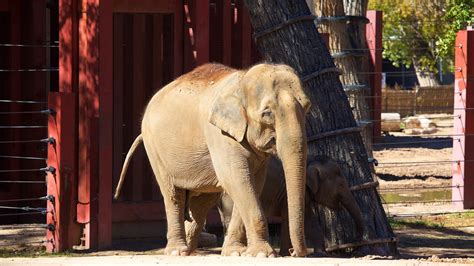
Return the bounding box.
[369,0,474,87]
[308,0,374,157]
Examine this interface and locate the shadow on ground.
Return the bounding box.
[395,222,474,259]
[378,173,451,181]
[374,136,452,151]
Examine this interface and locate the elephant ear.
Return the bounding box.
[209,90,247,142]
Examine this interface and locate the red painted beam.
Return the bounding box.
[366,10,382,141]
[183,0,196,71]
[47,92,82,252]
[112,0,174,13]
[453,29,474,210]
[195,0,209,65]
[59,0,78,93]
[173,0,184,77]
[98,0,114,249]
[222,0,232,66]
[76,0,100,250]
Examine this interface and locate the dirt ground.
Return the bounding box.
[372,115,474,263]
[1,114,473,264]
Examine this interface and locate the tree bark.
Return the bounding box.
[243,0,398,256]
[311,0,373,157]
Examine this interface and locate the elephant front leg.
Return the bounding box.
[221,173,275,257]
[162,189,190,256]
[221,206,247,256]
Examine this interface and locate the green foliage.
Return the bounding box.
[437,0,474,59]
[369,0,474,73]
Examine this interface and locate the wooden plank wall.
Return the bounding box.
[112,13,174,203]
[113,2,260,205]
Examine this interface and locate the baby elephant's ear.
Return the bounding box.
[306,162,320,196]
[209,92,247,142]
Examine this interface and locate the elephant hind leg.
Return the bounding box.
[185,193,220,253]
[162,188,189,256]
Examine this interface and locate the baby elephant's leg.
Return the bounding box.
[185,193,220,253]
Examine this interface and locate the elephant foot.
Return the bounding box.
[164,243,190,256]
[221,242,247,256]
[243,241,276,258]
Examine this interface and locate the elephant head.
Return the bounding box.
[209,63,311,256]
[306,157,364,240]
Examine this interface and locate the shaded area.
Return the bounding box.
[395,223,474,259]
[378,173,451,182]
[374,136,453,151]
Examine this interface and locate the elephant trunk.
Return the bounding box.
[277,127,307,257]
[341,192,364,240]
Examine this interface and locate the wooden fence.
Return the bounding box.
[381,85,453,116]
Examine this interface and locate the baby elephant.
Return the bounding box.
[218,156,364,256]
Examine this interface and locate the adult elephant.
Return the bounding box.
[219,156,364,256]
[114,63,311,257]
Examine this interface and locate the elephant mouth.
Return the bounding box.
[261,136,276,154]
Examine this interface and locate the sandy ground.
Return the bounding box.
[1,254,474,266]
[374,115,455,215]
[2,115,474,264]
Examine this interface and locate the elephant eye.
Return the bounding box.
[261,109,274,125]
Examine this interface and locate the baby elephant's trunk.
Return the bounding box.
[340,192,364,240]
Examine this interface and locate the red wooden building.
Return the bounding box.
[47,0,263,252]
[1,0,383,252]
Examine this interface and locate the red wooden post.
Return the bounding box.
[240,2,252,67]
[366,10,382,141]
[195,1,209,65]
[75,0,101,249]
[59,0,79,94]
[98,0,113,248]
[46,0,82,252]
[222,0,232,66]
[183,0,195,71]
[47,92,81,252]
[453,28,474,210]
[174,0,184,77]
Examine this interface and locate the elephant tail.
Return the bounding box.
[114,134,143,199]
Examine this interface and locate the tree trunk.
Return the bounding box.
[243,0,398,256]
[311,0,373,157]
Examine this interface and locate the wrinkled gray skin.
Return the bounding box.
[218,156,364,256]
[114,63,311,257]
